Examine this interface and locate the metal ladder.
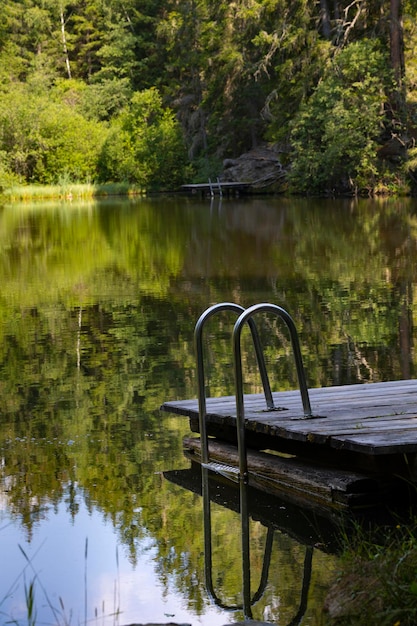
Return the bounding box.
[194,302,313,482]
[195,302,314,620]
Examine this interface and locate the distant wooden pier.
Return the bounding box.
[161,379,417,512]
[181,180,252,197]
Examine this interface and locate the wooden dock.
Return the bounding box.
[180,181,252,197]
[161,379,417,511]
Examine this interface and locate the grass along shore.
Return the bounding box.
[323,513,417,626]
[2,182,145,202]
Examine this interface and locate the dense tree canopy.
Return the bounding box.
[0,0,416,193]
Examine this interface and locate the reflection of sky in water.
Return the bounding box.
[0,501,226,626]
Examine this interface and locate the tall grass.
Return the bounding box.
[0,539,121,626]
[324,513,417,625]
[24,577,37,626]
[2,182,145,202]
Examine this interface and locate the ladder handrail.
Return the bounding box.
[195,302,274,465]
[196,301,314,621]
[233,303,313,479]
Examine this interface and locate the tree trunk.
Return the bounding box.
[319,0,332,39]
[390,0,404,91]
[60,5,72,79]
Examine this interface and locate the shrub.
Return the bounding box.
[98,88,190,191]
[289,40,394,194]
[0,84,108,184]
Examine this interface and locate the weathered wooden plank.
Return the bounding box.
[183,437,397,511]
[192,410,417,439]
[254,414,417,433]
[184,436,364,491]
[254,419,417,454]
[294,417,417,434]
[249,409,417,428]
[330,432,417,454]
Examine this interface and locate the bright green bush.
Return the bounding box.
[98,88,190,191]
[0,150,22,193]
[0,84,108,184]
[36,106,108,183]
[289,40,394,194]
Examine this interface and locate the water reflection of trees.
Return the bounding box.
[0,197,416,618]
[165,463,337,622]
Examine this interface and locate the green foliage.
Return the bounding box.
[0,150,22,193]
[37,105,108,183]
[0,83,108,183]
[289,40,393,194]
[255,14,332,144]
[99,88,190,190]
[0,0,413,192]
[404,146,417,181]
[156,0,324,156]
[190,155,223,183]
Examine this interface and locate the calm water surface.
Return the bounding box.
[1,195,417,625]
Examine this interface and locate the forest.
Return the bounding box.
[1,0,417,195]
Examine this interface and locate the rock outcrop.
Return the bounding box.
[220,145,288,192]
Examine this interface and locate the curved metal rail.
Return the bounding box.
[194,302,275,466]
[233,303,313,480]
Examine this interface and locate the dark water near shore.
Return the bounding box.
[0,195,416,625]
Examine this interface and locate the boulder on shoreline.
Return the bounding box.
[220,144,288,192]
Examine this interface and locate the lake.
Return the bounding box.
[0,194,416,625]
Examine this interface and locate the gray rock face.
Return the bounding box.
[221,145,288,191]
